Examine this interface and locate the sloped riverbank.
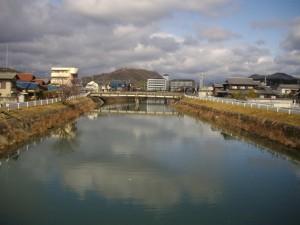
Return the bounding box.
[0,97,97,151]
[174,98,300,150]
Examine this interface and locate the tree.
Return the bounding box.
[247,89,258,99]
[57,78,81,103]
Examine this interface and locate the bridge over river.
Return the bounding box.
[93,108,179,115]
[89,91,183,99]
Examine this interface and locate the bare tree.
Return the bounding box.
[57,78,81,103]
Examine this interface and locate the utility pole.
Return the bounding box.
[264,74,267,86]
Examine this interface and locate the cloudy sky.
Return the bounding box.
[0,0,300,82]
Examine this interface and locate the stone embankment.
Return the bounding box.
[0,97,97,151]
[174,98,300,150]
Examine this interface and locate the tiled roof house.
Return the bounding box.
[213,77,258,97]
[17,73,36,82]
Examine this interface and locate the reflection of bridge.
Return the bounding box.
[89,91,183,99]
[94,109,179,115]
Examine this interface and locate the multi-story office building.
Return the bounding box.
[147,75,169,91]
[50,67,78,86]
[170,79,195,92]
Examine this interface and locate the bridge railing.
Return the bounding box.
[90,91,183,98]
[185,95,300,115]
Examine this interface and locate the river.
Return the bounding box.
[0,103,299,225]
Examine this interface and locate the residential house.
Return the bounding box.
[33,78,52,91]
[225,77,257,92]
[213,77,258,97]
[0,72,19,98]
[85,81,99,92]
[212,83,225,97]
[277,84,300,96]
[294,89,300,103]
[33,78,47,86]
[16,81,42,100]
[17,73,36,82]
[109,80,130,91]
[50,67,78,86]
[0,72,21,104]
[254,85,277,99]
[14,73,47,100]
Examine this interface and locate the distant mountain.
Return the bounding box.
[249,72,299,87]
[81,68,163,87]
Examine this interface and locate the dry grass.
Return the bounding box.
[0,98,97,151]
[182,98,300,127]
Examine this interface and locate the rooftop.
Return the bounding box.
[17,73,36,81]
[0,72,18,79]
[16,81,40,90]
[277,84,300,89]
[226,77,256,85]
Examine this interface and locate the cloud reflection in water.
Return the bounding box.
[57,113,224,210]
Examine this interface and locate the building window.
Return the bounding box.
[248,86,253,89]
[0,81,6,89]
[231,85,237,89]
[240,86,245,90]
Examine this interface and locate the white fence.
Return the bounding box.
[0,94,86,111]
[185,95,300,115]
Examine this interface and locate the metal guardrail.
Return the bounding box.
[0,94,86,111]
[185,95,300,115]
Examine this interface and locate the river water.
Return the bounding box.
[0,104,300,225]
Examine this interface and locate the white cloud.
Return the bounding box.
[275,17,300,74]
[0,0,299,81]
[280,17,300,51]
[63,0,234,23]
[199,27,241,42]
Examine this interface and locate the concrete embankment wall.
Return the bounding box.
[0,97,97,151]
[174,98,300,149]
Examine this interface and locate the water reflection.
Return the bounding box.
[1,104,300,225]
[58,111,225,208]
[51,122,80,156]
[94,103,179,116]
[60,160,223,208]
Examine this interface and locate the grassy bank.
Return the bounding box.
[175,98,300,149]
[0,97,97,151]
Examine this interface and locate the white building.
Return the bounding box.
[147,76,169,91]
[85,81,99,92]
[50,67,78,86]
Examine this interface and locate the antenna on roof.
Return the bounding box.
[6,44,8,72]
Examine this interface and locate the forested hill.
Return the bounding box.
[81,68,163,87]
[249,73,299,86]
